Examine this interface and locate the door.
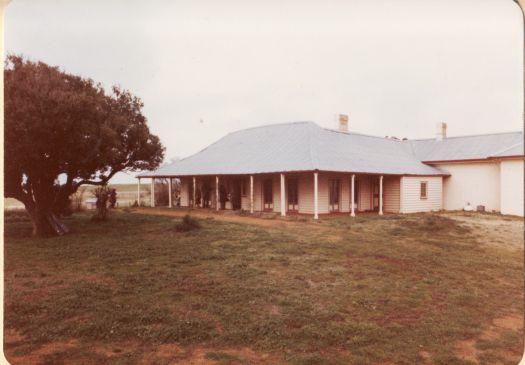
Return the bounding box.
[263,178,273,211]
[287,178,298,212]
[219,184,227,210]
[372,178,384,211]
[231,179,242,210]
[201,181,211,208]
[189,180,194,207]
[329,179,340,212]
[372,180,379,210]
[195,184,202,207]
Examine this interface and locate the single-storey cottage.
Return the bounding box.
[137,118,524,217]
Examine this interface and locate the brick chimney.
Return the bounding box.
[436,122,447,141]
[338,114,349,133]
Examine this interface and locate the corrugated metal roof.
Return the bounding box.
[312,127,443,175]
[406,131,523,162]
[490,141,524,158]
[138,122,447,177]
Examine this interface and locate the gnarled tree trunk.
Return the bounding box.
[24,201,69,237]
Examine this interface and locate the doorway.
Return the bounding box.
[231,178,242,210]
[371,178,383,211]
[287,178,298,212]
[189,180,194,207]
[263,178,273,211]
[201,181,211,208]
[329,179,340,212]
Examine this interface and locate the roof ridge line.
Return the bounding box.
[409,130,522,141]
[322,127,404,142]
[227,121,315,135]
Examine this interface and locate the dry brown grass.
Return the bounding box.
[4,209,523,365]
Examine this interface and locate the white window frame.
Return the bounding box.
[420,181,428,200]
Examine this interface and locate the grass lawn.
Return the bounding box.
[4,209,524,365]
[5,184,147,211]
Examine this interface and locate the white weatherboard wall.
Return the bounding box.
[317,173,330,215]
[500,159,524,216]
[433,162,500,212]
[297,172,352,214]
[297,172,330,215]
[322,173,351,213]
[241,195,249,211]
[180,178,190,207]
[400,176,442,213]
[383,176,400,213]
[253,175,262,211]
[357,175,372,212]
[340,175,351,212]
[298,173,315,214]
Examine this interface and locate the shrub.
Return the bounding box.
[91,186,109,221]
[421,215,471,234]
[154,180,170,206]
[176,214,200,232]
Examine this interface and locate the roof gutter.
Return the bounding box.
[135,169,450,179]
[424,155,524,164]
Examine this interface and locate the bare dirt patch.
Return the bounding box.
[133,207,344,241]
[442,212,523,249]
[419,350,432,362]
[455,312,524,364]
[5,336,280,365]
[141,345,279,365]
[132,207,307,229]
[5,339,79,365]
[493,313,523,332]
[455,339,479,363]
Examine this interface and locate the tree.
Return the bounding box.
[5,55,165,236]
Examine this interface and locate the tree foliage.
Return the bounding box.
[5,55,165,236]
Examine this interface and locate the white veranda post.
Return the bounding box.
[379,175,383,215]
[216,176,220,211]
[150,178,155,207]
[192,177,196,208]
[351,174,355,217]
[314,172,319,220]
[250,175,254,214]
[137,178,141,206]
[280,173,286,217]
[168,177,173,208]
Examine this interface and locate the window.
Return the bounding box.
[420,181,428,200]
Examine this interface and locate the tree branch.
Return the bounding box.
[74,168,121,188]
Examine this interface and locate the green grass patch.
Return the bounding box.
[4,210,523,364]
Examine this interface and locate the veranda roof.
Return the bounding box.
[137,122,448,178]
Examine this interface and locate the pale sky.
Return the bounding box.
[5,0,524,183]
